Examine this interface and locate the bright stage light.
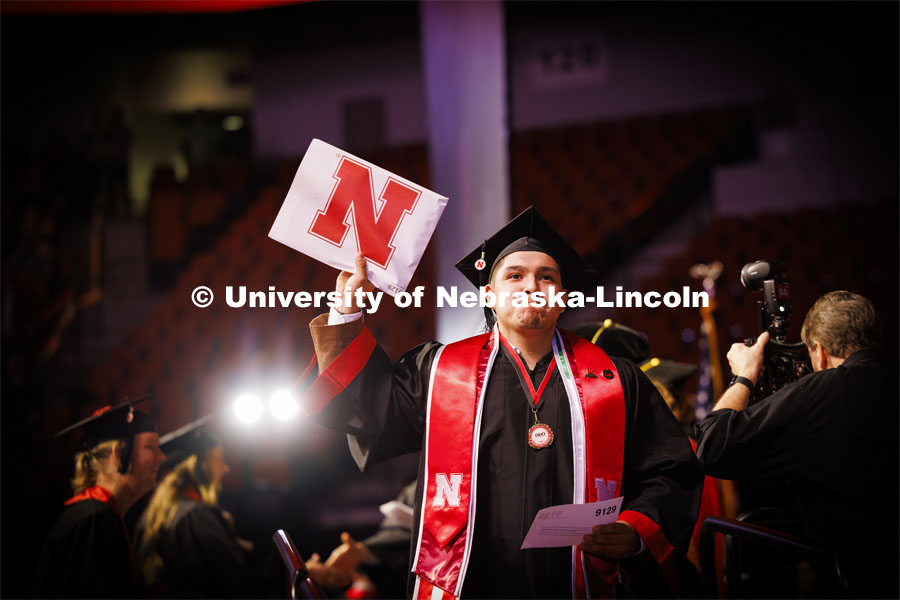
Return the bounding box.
[234,393,263,424]
[268,388,299,421]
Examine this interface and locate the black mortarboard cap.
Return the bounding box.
[455,206,597,292]
[159,414,218,469]
[641,358,698,390]
[575,319,697,388]
[56,395,157,450]
[574,319,651,364]
[56,395,157,475]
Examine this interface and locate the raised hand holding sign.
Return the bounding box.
[269,139,448,295]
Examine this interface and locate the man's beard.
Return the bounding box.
[515,308,549,329]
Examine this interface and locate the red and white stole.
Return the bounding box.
[411,327,626,599]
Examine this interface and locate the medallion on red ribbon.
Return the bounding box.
[527,422,554,449]
[499,335,558,450]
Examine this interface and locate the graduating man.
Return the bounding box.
[33,398,166,598]
[298,208,702,598]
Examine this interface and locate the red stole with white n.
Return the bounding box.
[412,328,626,599]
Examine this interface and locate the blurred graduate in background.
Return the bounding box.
[135,415,264,598]
[33,398,165,598]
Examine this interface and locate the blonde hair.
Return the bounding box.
[139,451,220,583]
[71,439,120,494]
[801,291,879,358]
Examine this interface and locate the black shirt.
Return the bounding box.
[694,349,899,598]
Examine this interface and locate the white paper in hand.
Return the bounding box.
[269,139,448,295]
[520,497,624,549]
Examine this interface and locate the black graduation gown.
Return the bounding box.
[134,499,258,599]
[32,498,138,599]
[313,331,703,598]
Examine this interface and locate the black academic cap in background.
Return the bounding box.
[56,395,157,450]
[159,414,218,469]
[641,357,698,390]
[455,206,597,292]
[575,319,698,388]
[573,319,651,365]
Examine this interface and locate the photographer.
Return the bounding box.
[694,291,898,598]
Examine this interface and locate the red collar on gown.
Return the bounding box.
[64,485,121,516]
[64,484,139,581]
[183,485,203,502]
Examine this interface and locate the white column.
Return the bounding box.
[420,0,510,343]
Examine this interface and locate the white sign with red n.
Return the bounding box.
[269,138,448,295]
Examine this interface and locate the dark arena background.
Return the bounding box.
[2,1,897,598]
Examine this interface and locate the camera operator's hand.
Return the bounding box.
[334,252,375,315]
[727,331,769,384]
[712,331,769,413]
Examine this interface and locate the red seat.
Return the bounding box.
[187,189,227,227]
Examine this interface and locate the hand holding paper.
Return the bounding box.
[335,253,375,314]
[580,521,641,560]
[520,497,624,550]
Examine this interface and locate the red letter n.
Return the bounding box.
[308,157,420,269]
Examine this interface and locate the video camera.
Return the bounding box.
[740,260,812,399]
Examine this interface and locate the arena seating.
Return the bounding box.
[148,161,252,289]
[91,111,896,462]
[511,104,756,263]
[87,145,436,437]
[609,200,899,379]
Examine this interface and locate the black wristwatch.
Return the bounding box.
[728,375,755,392]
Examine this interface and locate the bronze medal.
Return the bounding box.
[499,335,557,451]
[527,421,554,449]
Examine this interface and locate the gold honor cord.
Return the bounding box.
[590,318,614,345]
[640,357,661,372]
